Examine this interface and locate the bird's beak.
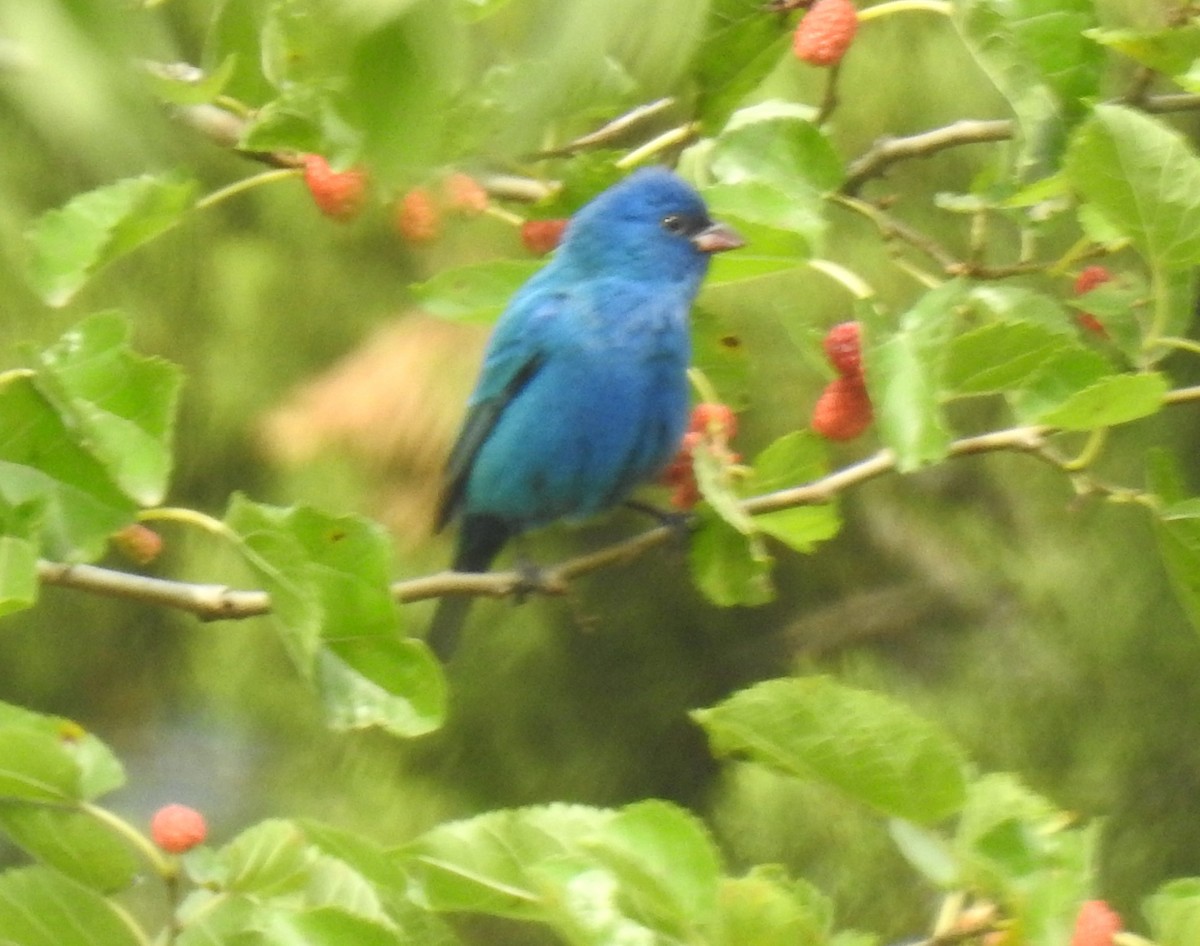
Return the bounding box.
[691,221,746,254]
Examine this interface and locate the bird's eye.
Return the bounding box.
[661,214,689,235]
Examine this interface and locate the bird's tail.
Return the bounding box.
[426,515,513,662]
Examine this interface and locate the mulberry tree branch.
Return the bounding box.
[36,384,1200,622]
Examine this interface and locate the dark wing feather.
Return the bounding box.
[434,352,545,532]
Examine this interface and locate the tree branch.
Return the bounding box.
[841,120,1014,195]
[37,386,1200,622]
[841,92,1200,195]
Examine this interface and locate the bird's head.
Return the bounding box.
[557,167,744,286]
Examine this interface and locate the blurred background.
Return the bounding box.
[2,0,1199,940]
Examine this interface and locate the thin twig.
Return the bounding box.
[841,120,1014,195]
[531,98,678,159]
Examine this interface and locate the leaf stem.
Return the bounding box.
[139,506,236,539]
[687,367,722,405]
[81,801,173,877]
[0,367,34,387]
[857,0,953,22]
[194,167,301,212]
[1060,427,1108,472]
[616,123,700,169]
[1159,336,1200,357]
[808,258,875,298]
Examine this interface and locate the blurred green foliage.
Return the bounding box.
[4,1,1200,943]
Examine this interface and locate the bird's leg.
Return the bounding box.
[511,536,545,604]
[623,499,695,548]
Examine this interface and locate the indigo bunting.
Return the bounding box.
[428,167,743,659]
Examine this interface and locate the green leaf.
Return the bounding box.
[299,819,409,892]
[0,866,142,946]
[407,801,716,943]
[1148,451,1200,637]
[248,907,404,946]
[144,55,238,106]
[1065,105,1200,269]
[694,442,753,536]
[944,321,1073,397]
[715,866,834,946]
[702,180,824,260]
[406,804,611,918]
[1150,267,1199,356]
[748,431,828,494]
[693,677,970,823]
[0,375,135,562]
[954,774,1097,941]
[690,511,774,607]
[0,727,82,802]
[193,819,312,897]
[0,535,38,616]
[34,312,182,505]
[954,0,1068,173]
[691,307,752,407]
[965,284,1077,336]
[176,891,259,946]
[0,806,138,892]
[708,101,844,193]
[866,282,964,471]
[1086,25,1200,78]
[888,819,960,888]
[694,15,790,132]
[224,497,445,737]
[413,260,544,322]
[27,174,198,307]
[1017,369,1167,430]
[585,800,722,936]
[1146,878,1200,946]
[754,506,840,555]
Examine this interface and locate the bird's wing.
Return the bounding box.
[434,290,563,532]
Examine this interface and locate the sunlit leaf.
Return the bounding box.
[1147,451,1200,638]
[1066,105,1200,269]
[413,260,543,322]
[27,174,197,307]
[715,866,834,946]
[1016,366,1166,431]
[1086,25,1200,78]
[866,281,964,471]
[0,867,142,946]
[694,677,970,823]
[0,375,134,562]
[34,312,182,506]
[586,801,722,936]
[0,806,138,893]
[944,321,1073,396]
[690,511,774,607]
[708,101,843,193]
[0,535,37,617]
[406,804,611,918]
[702,180,824,260]
[1145,878,1200,946]
[225,497,445,737]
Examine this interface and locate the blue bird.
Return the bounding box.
[428,167,744,659]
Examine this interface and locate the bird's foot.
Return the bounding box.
[624,500,696,548]
[512,557,545,604]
